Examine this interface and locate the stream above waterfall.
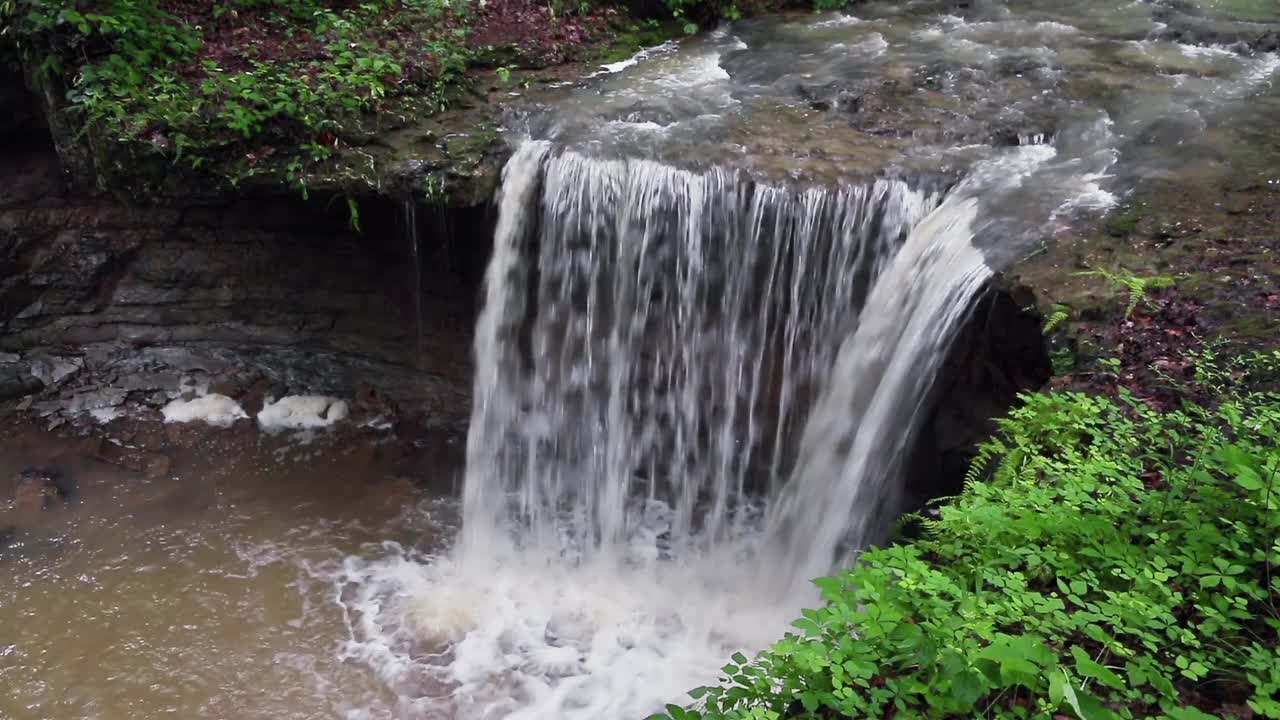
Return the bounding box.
[2,0,1277,718]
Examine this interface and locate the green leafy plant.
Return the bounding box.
[657,353,1280,720]
[1075,268,1177,318]
[10,0,473,182]
[1043,304,1071,333]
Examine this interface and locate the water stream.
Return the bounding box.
[2,0,1277,717]
[405,199,427,370]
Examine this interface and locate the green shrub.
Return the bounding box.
[659,361,1280,719]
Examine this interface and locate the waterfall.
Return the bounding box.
[460,141,940,565]
[340,141,1071,720]
[760,195,989,592]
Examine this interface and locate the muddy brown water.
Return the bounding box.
[0,420,460,720]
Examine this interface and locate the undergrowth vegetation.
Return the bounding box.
[7,0,474,165]
[659,350,1280,720]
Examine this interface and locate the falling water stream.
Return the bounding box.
[404,199,427,370]
[2,1,1277,718]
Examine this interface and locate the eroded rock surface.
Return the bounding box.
[1,141,483,435]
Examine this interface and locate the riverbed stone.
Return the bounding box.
[13,468,66,513]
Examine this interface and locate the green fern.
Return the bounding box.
[1074,268,1176,317]
[1042,305,1070,334]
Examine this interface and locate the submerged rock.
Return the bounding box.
[1254,31,1280,54]
[13,468,67,514]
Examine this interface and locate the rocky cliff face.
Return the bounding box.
[1,134,490,431]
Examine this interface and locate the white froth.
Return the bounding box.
[334,539,801,720]
[161,393,248,427]
[258,395,349,433]
[594,41,678,76]
[811,13,862,28]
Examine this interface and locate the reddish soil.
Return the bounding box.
[1051,287,1207,409]
[468,0,614,64]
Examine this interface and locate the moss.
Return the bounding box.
[1102,204,1142,238]
[583,19,686,64]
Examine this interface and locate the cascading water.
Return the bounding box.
[761,144,1060,593]
[335,143,1030,720]
[326,1,1280,716]
[462,142,939,561]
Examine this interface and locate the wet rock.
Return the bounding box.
[352,381,399,424]
[118,372,182,392]
[1255,32,1280,54]
[208,370,258,399]
[64,386,128,418]
[28,355,83,388]
[208,370,275,416]
[164,420,217,449]
[14,468,67,513]
[609,102,679,126]
[0,362,43,402]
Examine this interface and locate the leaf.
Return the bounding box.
[1059,670,1090,720]
[1163,708,1219,720]
[1071,646,1125,691]
[1216,444,1264,490]
[792,618,821,636]
[949,669,987,708]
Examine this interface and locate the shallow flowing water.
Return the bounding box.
[3,0,1278,718]
[0,423,461,719]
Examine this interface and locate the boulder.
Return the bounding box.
[13,468,67,513]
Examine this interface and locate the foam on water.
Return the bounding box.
[332,522,796,720]
[593,41,679,76]
[161,393,248,427]
[258,395,350,433]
